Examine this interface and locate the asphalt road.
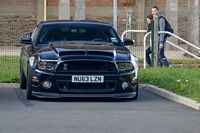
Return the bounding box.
[0,84,200,133]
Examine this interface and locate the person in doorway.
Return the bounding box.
[146,15,153,67]
[152,6,170,67]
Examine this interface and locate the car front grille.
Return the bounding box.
[56,61,117,73]
[58,81,116,92]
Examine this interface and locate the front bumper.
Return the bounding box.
[31,69,138,99]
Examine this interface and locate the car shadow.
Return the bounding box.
[13,87,153,103]
[36,96,137,103]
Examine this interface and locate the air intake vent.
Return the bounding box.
[57,61,117,73]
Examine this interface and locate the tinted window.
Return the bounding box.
[36,24,122,46]
[31,27,39,41]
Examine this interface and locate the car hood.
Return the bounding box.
[36,43,132,61]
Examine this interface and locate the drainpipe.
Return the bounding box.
[44,0,46,21]
[113,0,117,31]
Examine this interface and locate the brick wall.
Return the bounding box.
[145,0,199,7]
[0,0,35,6]
[1,0,198,7]
[0,0,136,6]
[46,0,135,6]
[47,0,58,6]
[155,0,165,7]
[0,0,199,46]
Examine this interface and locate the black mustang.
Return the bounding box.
[20,20,139,100]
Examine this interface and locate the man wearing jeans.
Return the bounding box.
[152,6,170,67]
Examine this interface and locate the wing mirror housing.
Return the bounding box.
[20,32,32,44]
[123,38,134,46]
[20,37,32,44]
[27,32,32,37]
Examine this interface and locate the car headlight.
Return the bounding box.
[131,54,138,66]
[130,54,138,80]
[37,61,55,71]
[117,62,134,72]
[46,62,55,70]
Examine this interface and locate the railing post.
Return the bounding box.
[151,20,154,68]
[153,16,158,67]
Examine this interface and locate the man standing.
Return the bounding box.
[152,6,170,67]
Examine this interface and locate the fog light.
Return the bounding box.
[42,81,52,89]
[122,82,128,89]
[132,78,137,83]
[32,77,39,83]
[132,79,137,83]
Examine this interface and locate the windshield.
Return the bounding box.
[36,24,122,46]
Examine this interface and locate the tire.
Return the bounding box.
[26,66,34,100]
[20,66,27,89]
[132,80,139,100]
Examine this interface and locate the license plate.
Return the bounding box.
[72,75,104,83]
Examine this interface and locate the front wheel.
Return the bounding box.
[20,66,27,89]
[26,66,34,100]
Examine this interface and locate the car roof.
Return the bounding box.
[39,20,112,26]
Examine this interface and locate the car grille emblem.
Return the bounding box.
[63,63,68,70]
[85,51,88,56]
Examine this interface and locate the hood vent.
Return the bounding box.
[88,51,114,57]
[59,51,85,56]
[58,50,114,57]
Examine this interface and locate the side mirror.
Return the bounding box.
[27,32,33,37]
[123,38,134,46]
[20,37,32,44]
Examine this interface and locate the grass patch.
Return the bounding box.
[138,59,200,65]
[139,67,200,103]
[0,56,20,83]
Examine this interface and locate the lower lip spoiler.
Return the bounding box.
[32,91,136,99]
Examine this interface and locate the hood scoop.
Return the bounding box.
[59,51,86,56]
[87,51,114,57]
[58,50,114,58]
[50,43,115,58]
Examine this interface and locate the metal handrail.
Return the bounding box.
[159,31,200,51]
[121,30,147,40]
[166,40,200,60]
[121,30,200,69]
[143,32,151,68]
[143,31,200,68]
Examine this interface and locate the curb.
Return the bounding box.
[0,83,19,88]
[139,84,200,110]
